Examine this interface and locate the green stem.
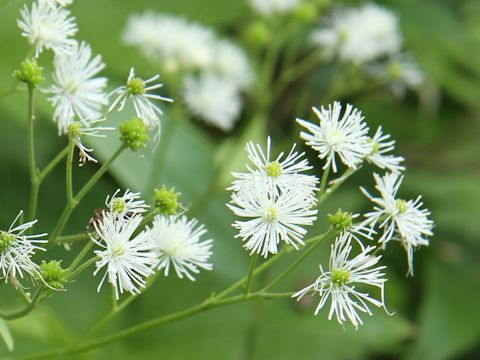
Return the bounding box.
[319,162,331,198]
[0,288,42,321]
[68,241,93,273]
[66,140,75,203]
[243,254,258,296]
[318,167,357,205]
[27,85,39,222]
[38,146,69,181]
[66,256,99,281]
[56,233,89,244]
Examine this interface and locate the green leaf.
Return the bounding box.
[0,319,14,352]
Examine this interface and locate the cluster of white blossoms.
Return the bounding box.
[123,12,253,131]
[311,3,424,95]
[228,137,319,257]
[92,189,213,299]
[249,0,301,16]
[17,0,172,164]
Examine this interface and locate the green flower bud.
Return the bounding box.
[119,117,149,151]
[0,231,16,253]
[154,185,181,215]
[40,260,67,290]
[245,22,270,46]
[13,58,44,88]
[293,2,318,23]
[328,209,353,230]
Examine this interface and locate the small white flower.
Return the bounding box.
[249,0,301,16]
[92,213,158,299]
[17,0,78,57]
[293,232,387,329]
[150,215,213,281]
[0,210,47,285]
[366,127,405,173]
[361,173,434,275]
[311,3,402,64]
[213,40,253,90]
[67,119,113,166]
[183,72,241,131]
[230,136,318,196]
[109,68,173,137]
[47,0,73,6]
[47,42,108,134]
[228,182,317,257]
[297,102,371,173]
[105,189,149,219]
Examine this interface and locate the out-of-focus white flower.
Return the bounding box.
[67,119,113,166]
[228,182,317,257]
[92,213,157,299]
[109,68,173,137]
[311,3,402,64]
[361,173,434,275]
[230,136,318,196]
[106,189,149,220]
[297,102,371,173]
[183,72,241,131]
[213,40,253,90]
[18,0,78,57]
[293,232,387,329]
[47,42,108,134]
[366,127,405,173]
[0,210,47,285]
[249,0,301,16]
[48,0,73,6]
[150,215,213,281]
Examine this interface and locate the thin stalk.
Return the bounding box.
[56,233,89,244]
[27,85,39,222]
[65,140,75,203]
[319,162,331,198]
[65,257,99,281]
[243,254,258,296]
[0,288,42,321]
[67,241,93,273]
[318,167,357,205]
[38,146,69,181]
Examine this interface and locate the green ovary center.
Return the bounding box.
[0,231,16,252]
[68,123,81,138]
[112,198,127,214]
[331,269,350,287]
[265,161,283,177]
[396,199,408,214]
[112,244,125,257]
[264,207,278,222]
[127,77,145,95]
[327,129,344,146]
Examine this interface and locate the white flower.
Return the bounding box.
[67,119,113,166]
[361,173,434,275]
[106,189,149,219]
[17,0,78,57]
[0,210,47,285]
[47,0,73,6]
[249,0,301,16]
[150,215,213,281]
[182,72,241,131]
[228,182,317,257]
[47,42,108,134]
[366,127,405,173]
[92,213,158,299]
[311,3,402,64]
[297,102,371,173]
[213,40,253,90]
[293,232,387,329]
[230,136,318,196]
[109,68,173,137]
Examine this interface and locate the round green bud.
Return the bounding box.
[293,2,318,23]
[127,77,146,96]
[265,161,283,177]
[245,22,270,46]
[0,231,16,253]
[328,209,353,230]
[154,185,181,215]
[40,260,67,290]
[13,58,44,88]
[119,117,150,151]
[331,269,350,287]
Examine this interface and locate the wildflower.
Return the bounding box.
[213,40,253,90]
[13,58,44,88]
[92,213,157,299]
[230,137,318,196]
[293,232,387,329]
[228,182,317,257]
[249,0,301,16]
[182,72,241,131]
[311,3,402,64]
[109,68,173,137]
[361,173,434,275]
[297,102,371,173]
[0,211,47,285]
[105,189,149,220]
[366,127,405,173]
[47,42,108,134]
[150,215,213,281]
[17,0,78,57]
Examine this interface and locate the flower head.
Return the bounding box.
[150,215,213,281]
[249,0,301,16]
[92,213,157,299]
[0,211,47,286]
[361,173,434,275]
[105,189,149,220]
[293,232,387,329]
[297,102,371,172]
[17,0,78,57]
[366,127,405,173]
[47,42,108,134]
[213,40,253,90]
[311,3,402,64]
[109,68,173,138]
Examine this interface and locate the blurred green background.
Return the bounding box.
[0,0,479,359]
